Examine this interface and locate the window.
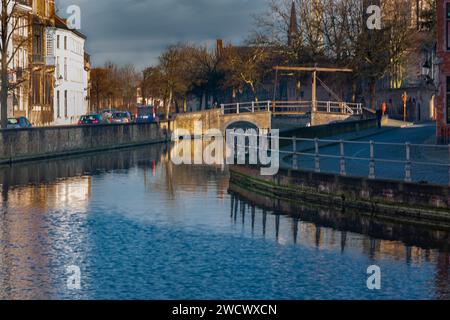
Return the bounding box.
[447,3,450,50]
[33,34,42,55]
[57,91,60,118]
[57,35,60,49]
[64,57,67,80]
[64,90,68,118]
[46,31,54,57]
[64,36,67,50]
[44,73,52,106]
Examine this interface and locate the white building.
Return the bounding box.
[50,16,88,125]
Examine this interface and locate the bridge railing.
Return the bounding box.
[271,101,312,114]
[316,101,363,115]
[221,101,363,115]
[221,101,271,114]
[231,133,450,186]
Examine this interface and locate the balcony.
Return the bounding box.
[32,54,55,67]
[45,56,56,66]
[32,54,44,64]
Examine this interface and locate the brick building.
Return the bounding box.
[437,0,450,141]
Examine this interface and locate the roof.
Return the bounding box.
[55,15,87,40]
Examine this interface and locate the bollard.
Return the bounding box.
[369,141,375,179]
[340,140,346,176]
[315,138,320,173]
[293,137,298,170]
[405,142,412,183]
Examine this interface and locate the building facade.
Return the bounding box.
[28,0,56,125]
[51,16,88,125]
[5,0,87,126]
[370,0,437,122]
[436,0,450,141]
[6,0,33,120]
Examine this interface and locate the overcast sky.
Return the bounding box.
[55,0,266,70]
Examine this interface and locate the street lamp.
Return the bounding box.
[421,60,431,78]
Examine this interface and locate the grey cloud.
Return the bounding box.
[56,0,266,69]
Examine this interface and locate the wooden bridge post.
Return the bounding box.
[312,70,317,112]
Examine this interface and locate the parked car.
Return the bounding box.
[78,114,104,125]
[101,109,117,116]
[108,111,131,124]
[100,109,115,121]
[7,117,32,129]
[136,106,159,123]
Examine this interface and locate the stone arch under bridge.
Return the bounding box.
[173,109,272,135]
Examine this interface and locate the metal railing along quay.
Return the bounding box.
[231,133,450,186]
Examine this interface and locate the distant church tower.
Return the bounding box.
[288,0,298,46]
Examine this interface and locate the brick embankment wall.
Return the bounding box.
[230,165,450,225]
[173,109,222,134]
[0,122,172,164]
[311,112,357,126]
[281,118,378,138]
[279,118,379,148]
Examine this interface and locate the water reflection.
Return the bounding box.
[0,143,448,299]
[228,184,450,299]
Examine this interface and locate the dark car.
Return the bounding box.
[108,112,131,124]
[7,117,32,129]
[136,106,159,123]
[78,114,104,125]
[100,109,117,117]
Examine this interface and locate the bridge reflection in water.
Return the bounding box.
[0,143,448,299]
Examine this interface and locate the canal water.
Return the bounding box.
[0,143,448,300]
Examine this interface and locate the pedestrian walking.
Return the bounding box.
[376,105,383,128]
[382,102,387,116]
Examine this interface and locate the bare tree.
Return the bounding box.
[221,45,269,101]
[141,66,165,106]
[1,0,30,128]
[188,44,225,109]
[158,44,194,118]
[251,0,415,107]
[90,68,109,112]
[118,64,139,110]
